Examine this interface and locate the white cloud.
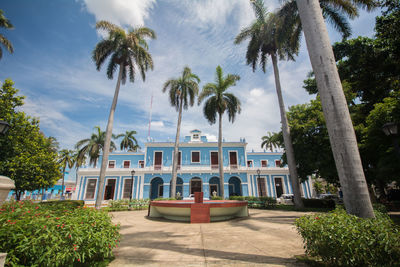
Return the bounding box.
[81,0,156,27]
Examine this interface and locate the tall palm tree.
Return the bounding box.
[235,0,304,208]
[75,126,116,168]
[261,132,279,152]
[162,66,200,198]
[92,21,155,209]
[295,0,375,217]
[58,149,75,198]
[115,130,140,152]
[198,66,241,198]
[0,10,14,60]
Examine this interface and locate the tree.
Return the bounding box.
[92,21,155,209]
[58,149,75,198]
[115,130,140,152]
[198,66,240,198]
[75,126,116,168]
[261,131,280,151]
[235,0,304,208]
[0,10,14,60]
[294,0,375,217]
[163,66,200,198]
[0,79,61,200]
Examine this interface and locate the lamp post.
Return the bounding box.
[129,169,135,210]
[0,120,10,134]
[382,122,400,157]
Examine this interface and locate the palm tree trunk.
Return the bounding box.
[218,112,224,198]
[295,0,374,218]
[171,98,183,198]
[271,53,304,209]
[95,63,123,210]
[61,165,66,198]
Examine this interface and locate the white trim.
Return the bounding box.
[108,160,116,169]
[122,160,131,169]
[191,150,201,163]
[146,142,246,147]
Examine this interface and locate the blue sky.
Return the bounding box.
[1,0,380,155]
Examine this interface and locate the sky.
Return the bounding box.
[0,0,381,156]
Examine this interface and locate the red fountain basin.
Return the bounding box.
[148,199,249,223]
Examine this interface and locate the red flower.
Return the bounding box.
[27,211,30,213]
[7,220,11,223]
[57,225,60,228]
[46,215,50,218]
[69,234,71,238]
[77,259,80,262]
[56,217,60,220]
[44,226,47,229]
[35,206,39,209]
[315,217,320,220]
[74,247,77,251]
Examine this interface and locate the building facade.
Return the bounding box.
[75,130,313,202]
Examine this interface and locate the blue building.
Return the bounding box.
[75,130,313,202]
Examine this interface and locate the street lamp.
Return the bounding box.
[382,122,400,157]
[0,120,10,134]
[129,169,135,210]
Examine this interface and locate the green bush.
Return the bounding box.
[39,200,85,208]
[153,197,176,201]
[302,198,335,210]
[295,208,400,266]
[229,196,245,201]
[261,197,276,208]
[244,196,259,201]
[104,199,149,211]
[211,196,223,200]
[0,200,120,266]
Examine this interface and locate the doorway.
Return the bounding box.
[190,178,202,194]
[257,177,267,197]
[104,179,116,200]
[154,152,162,170]
[229,151,238,169]
[274,177,283,198]
[211,152,218,169]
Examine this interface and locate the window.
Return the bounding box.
[123,161,130,168]
[275,160,281,167]
[138,160,144,168]
[85,179,97,199]
[261,160,268,167]
[191,151,200,163]
[193,134,199,139]
[247,160,253,167]
[122,178,133,199]
[108,160,115,168]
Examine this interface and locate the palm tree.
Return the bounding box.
[92,20,155,209]
[115,130,140,152]
[75,126,116,168]
[162,66,200,198]
[295,0,375,217]
[198,66,241,198]
[235,0,304,208]
[0,10,14,60]
[261,132,279,152]
[58,149,75,198]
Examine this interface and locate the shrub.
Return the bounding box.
[0,200,120,266]
[295,208,400,266]
[244,196,259,201]
[302,198,335,210]
[261,197,276,208]
[39,200,85,208]
[153,197,176,201]
[211,196,223,200]
[229,196,245,201]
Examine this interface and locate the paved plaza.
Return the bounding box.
[109,209,310,267]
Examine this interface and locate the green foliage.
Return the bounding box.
[229,196,245,201]
[105,199,149,211]
[39,200,85,209]
[211,196,223,200]
[295,208,400,266]
[302,198,336,210]
[0,9,14,59]
[0,200,120,266]
[153,198,176,201]
[114,130,140,152]
[0,79,61,199]
[313,180,324,195]
[261,131,281,151]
